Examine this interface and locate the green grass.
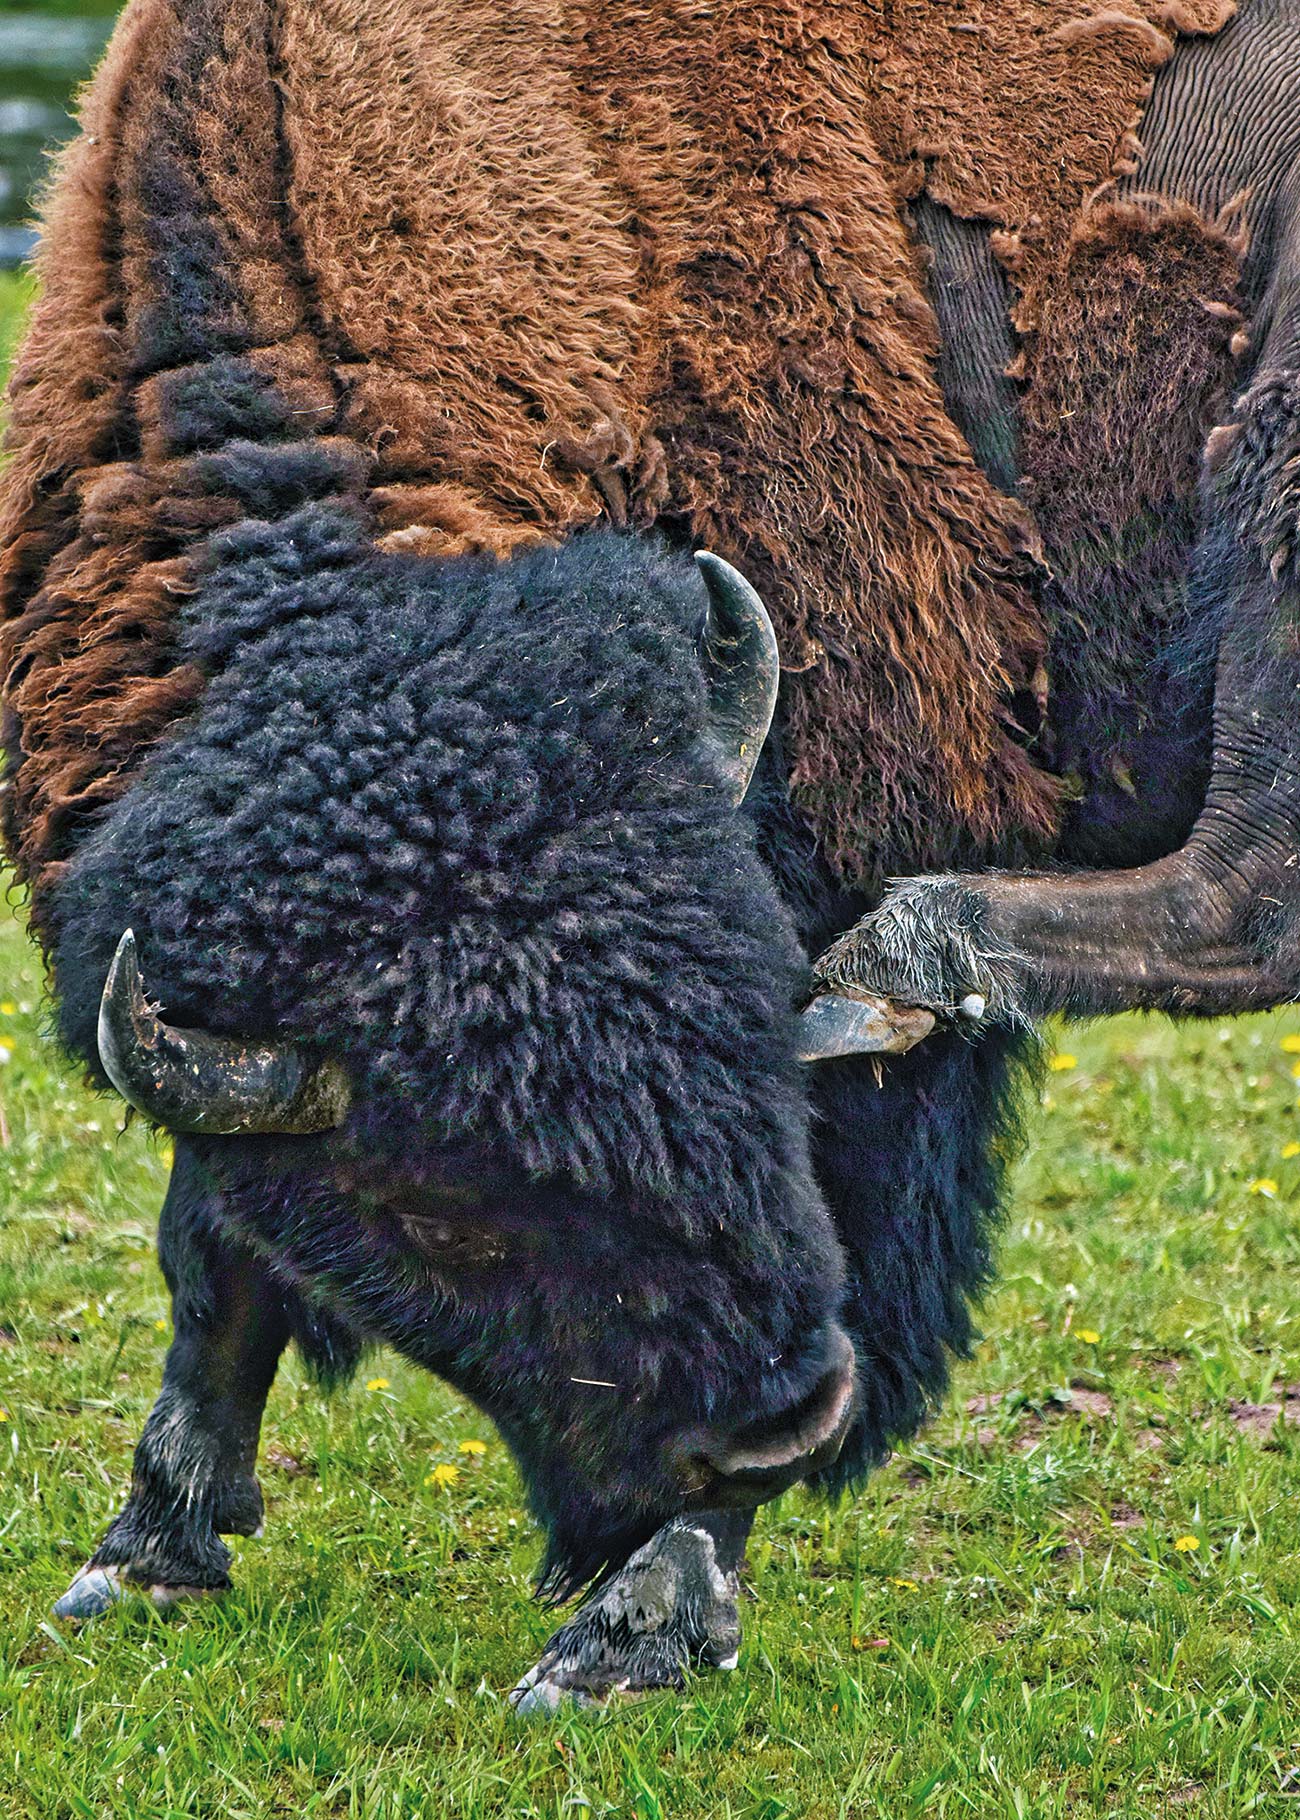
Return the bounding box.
[0,273,1298,1818]
[0,271,33,363]
[0,3,121,20]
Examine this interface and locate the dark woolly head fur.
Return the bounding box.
[49,522,849,1592]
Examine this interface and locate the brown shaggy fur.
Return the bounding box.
[0,4,198,900]
[1020,198,1247,839]
[0,0,1241,924]
[865,0,1236,332]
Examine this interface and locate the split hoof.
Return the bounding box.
[52,1566,127,1621]
[510,1666,604,1717]
[52,1564,224,1621]
[509,1517,742,1715]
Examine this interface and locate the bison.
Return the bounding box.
[3,0,1298,1707]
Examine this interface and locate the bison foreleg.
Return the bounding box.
[55,1141,290,1619]
[815,275,1300,1026]
[509,1510,750,1713]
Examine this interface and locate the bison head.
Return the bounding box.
[51,516,861,1591]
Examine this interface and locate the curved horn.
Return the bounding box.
[97,930,351,1134]
[797,991,936,1063]
[694,551,780,805]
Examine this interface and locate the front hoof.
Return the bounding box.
[52,1565,226,1622]
[510,1664,605,1717]
[813,877,1025,1025]
[52,1566,128,1621]
[509,1518,742,1714]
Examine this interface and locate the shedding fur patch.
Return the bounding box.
[1,0,1067,926]
[862,0,1235,335]
[0,0,1241,915]
[1020,197,1246,859]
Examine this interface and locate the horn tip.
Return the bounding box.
[694,549,748,593]
[694,549,732,606]
[693,549,774,638]
[103,928,143,1011]
[98,930,144,1109]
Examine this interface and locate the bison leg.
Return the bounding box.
[509,1510,750,1713]
[815,251,1300,1025]
[54,1141,291,1619]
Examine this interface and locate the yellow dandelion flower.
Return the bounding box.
[0,1002,15,1016]
[888,1577,918,1591]
[1282,1035,1300,1054]
[426,1463,460,1488]
[458,1439,488,1457]
[1283,1142,1300,1160]
[1292,1060,1300,1079]
[1048,1053,1078,1073]
[366,1376,390,1392]
[1076,1328,1101,1345]
[0,1408,9,1422]
[1173,1535,1200,1552]
[1247,1178,1279,1198]
[154,1318,168,1332]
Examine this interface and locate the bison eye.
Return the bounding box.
[394,1212,509,1269]
[337,1161,520,1269]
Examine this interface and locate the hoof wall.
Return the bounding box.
[52,1567,127,1621]
[52,1566,223,1621]
[509,1670,605,1717]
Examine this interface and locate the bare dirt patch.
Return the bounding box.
[967,1382,1114,1448]
[264,1443,311,1477]
[1222,1386,1300,1445]
[1065,1387,1114,1420]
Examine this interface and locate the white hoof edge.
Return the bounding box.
[52,1565,223,1621]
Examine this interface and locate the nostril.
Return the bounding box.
[697,1324,857,1485]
